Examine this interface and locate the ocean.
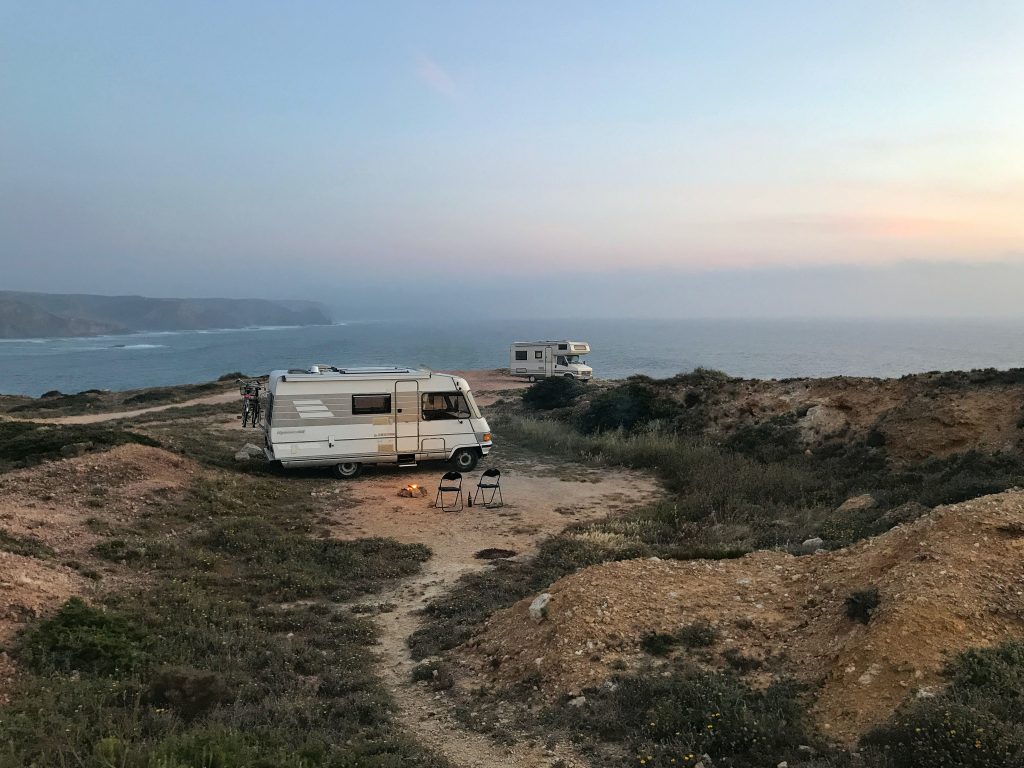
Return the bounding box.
[2,318,1024,397]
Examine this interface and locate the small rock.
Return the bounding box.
[568,695,587,708]
[529,593,552,622]
[778,762,788,768]
[836,494,877,513]
[881,501,930,526]
[60,442,94,458]
[801,537,824,553]
[234,450,252,462]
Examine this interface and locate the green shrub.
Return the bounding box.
[522,376,585,410]
[0,422,158,472]
[146,666,228,721]
[18,597,149,676]
[864,641,1024,767]
[0,529,54,559]
[555,666,817,767]
[640,632,677,656]
[201,521,430,601]
[678,621,719,648]
[723,648,762,673]
[411,660,455,690]
[864,700,1022,768]
[845,588,881,624]
[91,538,149,562]
[725,413,802,462]
[580,379,677,433]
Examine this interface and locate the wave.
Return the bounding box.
[109,344,166,350]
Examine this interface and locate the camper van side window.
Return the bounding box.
[514,350,527,361]
[422,392,471,420]
[352,394,391,415]
[558,344,568,350]
[534,350,543,359]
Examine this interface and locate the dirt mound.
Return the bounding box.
[0,444,197,557]
[0,445,199,701]
[464,489,1024,743]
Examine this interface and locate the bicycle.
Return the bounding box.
[238,379,263,428]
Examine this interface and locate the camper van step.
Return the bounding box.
[398,454,417,468]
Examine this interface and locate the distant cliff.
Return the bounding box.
[0,292,333,339]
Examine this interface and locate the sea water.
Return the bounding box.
[2,318,1024,396]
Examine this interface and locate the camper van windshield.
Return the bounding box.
[422,392,472,420]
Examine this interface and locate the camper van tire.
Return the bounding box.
[452,449,479,472]
[528,375,536,383]
[333,461,363,479]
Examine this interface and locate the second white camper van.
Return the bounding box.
[262,366,492,478]
[509,340,593,381]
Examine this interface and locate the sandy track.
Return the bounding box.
[34,391,238,425]
[329,458,660,768]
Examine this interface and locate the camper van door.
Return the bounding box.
[395,380,419,453]
[544,346,553,377]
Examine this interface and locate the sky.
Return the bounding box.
[2,1,1024,317]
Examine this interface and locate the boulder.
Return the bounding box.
[529,593,552,623]
[881,501,929,527]
[800,537,825,554]
[60,442,94,458]
[836,494,878,514]
[798,405,848,440]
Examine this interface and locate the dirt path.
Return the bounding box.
[329,457,660,768]
[20,391,238,425]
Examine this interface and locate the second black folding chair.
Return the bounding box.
[473,468,503,508]
[435,470,464,512]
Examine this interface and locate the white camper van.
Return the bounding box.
[262,366,492,478]
[509,341,593,381]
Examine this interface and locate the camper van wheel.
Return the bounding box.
[563,373,575,379]
[528,376,536,383]
[452,449,479,472]
[333,461,362,479]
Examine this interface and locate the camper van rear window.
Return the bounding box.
[352,394,391,415]
[515,350,527,360]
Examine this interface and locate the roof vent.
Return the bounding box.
[309,365,320,374]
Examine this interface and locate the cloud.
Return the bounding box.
[415,55,458,100]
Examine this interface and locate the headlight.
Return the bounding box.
[482,432,492,442]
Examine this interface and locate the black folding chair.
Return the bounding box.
[474,468,503,508]
[435,471,464,512]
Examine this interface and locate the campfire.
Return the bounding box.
[397,483,428,498]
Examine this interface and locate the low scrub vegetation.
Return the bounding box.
[0,379,232,418]
[0,421,159,472]
[0,469,444,766]
[522,376,586,410]
[863,640,1024,767]
[552,665,821,768]
[0,528,54,559]
[845,588,881,625]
